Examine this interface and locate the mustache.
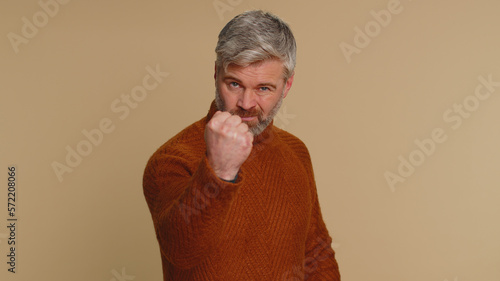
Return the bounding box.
[230,108,262,120]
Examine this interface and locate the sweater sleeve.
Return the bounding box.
[143,148,241,270]
[301,150,341,280]
[303,190,341,280]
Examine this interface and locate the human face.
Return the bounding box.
[215,59,294,135]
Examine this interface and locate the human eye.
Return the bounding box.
[229,82,240,88]
[256,86,275,95]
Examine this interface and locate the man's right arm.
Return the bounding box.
[143,111,253,270]
[143,150,241,270]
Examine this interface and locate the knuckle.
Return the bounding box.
[226,115,238,125]
[220,127,231,135]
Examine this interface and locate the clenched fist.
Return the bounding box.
[205,111,254,181]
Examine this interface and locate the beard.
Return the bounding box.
[215,85,284,136]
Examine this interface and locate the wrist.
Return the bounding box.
[216,169,239,181]
[220,174,238,183]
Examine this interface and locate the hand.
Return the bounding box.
[205,111,253,181]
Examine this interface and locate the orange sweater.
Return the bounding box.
[143,102,340,280]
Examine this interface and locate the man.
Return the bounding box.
[143,10,340,281]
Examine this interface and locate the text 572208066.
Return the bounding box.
[7,166,17,273]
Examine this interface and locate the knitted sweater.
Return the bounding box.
[143,102,340,281]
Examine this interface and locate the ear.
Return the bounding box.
[282,72,295,99]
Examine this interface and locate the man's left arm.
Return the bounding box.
[302,150,341,280]
[303,190,341,280]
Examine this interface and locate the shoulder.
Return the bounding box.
[145,117,207,174]
[272,126,315,174]
[271,126,317,188]
[153,117,206,158]
[273,126,311,160]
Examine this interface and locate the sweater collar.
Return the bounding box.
[206,100,275,145]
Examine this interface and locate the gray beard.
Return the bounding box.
[215,85,284,136]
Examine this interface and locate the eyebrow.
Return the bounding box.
[223,75,278,89]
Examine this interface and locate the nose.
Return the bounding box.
[237,89,257,110]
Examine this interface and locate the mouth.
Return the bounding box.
[240,116,258,122]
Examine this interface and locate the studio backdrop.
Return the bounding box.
[1,0,499,280]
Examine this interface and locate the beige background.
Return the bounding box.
[1,0,499,280]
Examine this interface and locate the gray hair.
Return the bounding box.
[215,10,297,80]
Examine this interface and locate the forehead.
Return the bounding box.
[223,60,285,82]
